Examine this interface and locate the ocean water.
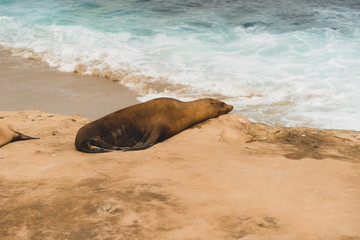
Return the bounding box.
[1,0,360,130]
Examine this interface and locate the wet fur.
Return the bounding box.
[75,98,233,153]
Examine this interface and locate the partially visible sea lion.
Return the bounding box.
[75,97,233,153]
[0,121,39,147]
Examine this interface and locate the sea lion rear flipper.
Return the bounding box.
[13,131,39,141]
[87,138,134,152]
[123,142,155,151]
[88,138,121,152]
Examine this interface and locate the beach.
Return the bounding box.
[0,50,139,118]
[1,53,360,239]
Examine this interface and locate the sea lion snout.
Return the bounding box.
[225,103,233,113]
[220,102,233,114]
[208,99,233,115]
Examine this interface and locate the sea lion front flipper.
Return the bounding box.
[122,127,162,151]
[141,127,162,145]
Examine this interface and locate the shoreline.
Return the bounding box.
[0,49,140,119]
[1,49,358,132]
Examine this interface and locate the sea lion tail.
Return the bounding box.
[13,131,39,141]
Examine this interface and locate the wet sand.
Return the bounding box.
[0,51,360,239]
[0,50,139,118]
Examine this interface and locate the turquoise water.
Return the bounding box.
[1,0,360,130]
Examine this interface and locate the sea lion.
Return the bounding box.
[0,121,39,147]
[75,97,233,153]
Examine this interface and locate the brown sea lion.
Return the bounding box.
[75,97,233,153]
[0,121,39,147]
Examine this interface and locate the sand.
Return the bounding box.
[0,50,139,118]
[1,52,360,240]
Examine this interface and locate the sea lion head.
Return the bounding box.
[200,98,233,117]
